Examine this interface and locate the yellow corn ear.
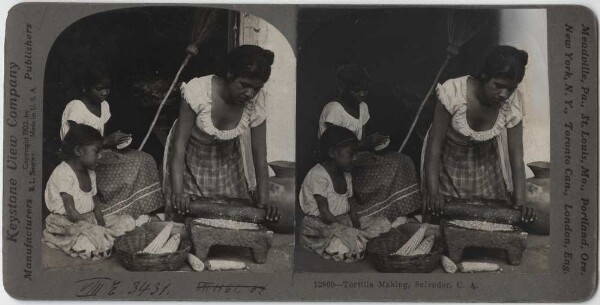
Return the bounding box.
[142,222,173,254]
[441,255,457,273]
[394,224,427,256]
[155,233,181,254]
[206,259,247,271]
[410,235,435,255]
[187,254,205,272]
[458,262,501,273]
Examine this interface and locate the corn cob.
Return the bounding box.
[206,259,248,271]
[394,224,428,256]
[155,234,181,254]
[448,219,517,232]
[410,235,435,255]
[141,222,173,254]
[193,218,259,230]
[390,216,408,228]
[458,262,501,273]
[441,255,457,273]
[187,254,205,272]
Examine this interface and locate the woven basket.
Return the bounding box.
[367,228,442,273]
[114,226,191,271]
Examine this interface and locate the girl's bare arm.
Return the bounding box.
[251,122,281,221]
[61,193,86,223]
[168,99,195,217]
[348,197,361,229]
[92,195,105,226]
[424,99,452,214]
[315,195,340,225]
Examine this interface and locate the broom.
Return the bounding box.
[139,9,221,150]
[398,9,489,153]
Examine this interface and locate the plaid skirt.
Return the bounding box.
[163,122,250,205]
[95,149,165,219]
[352,152,421,220]
[422,130,508,201]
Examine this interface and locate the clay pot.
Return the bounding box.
[268,161,295,178]
[523,161,550,235]
[264,161,296,234]
[527,161,550,179]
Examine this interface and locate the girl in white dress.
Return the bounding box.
[44,121,135,260]
[301,126,390,262]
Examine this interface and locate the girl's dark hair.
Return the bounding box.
[76,60,110,91]
[59,120,103,161]
[336,64,370,91]
[478,45,529,83]
[319,125,359,159]
[217,45,275,82]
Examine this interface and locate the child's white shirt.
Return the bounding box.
[60,99,111,140]
[318,101,370,141]
[300,163,352,217]
[45,162,97,215]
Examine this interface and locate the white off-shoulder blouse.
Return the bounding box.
[180,75,268,140]
[436,75,524,142]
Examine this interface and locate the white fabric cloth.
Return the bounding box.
[45,162,97,215]
[435,75,524,142]
[180,75,268,140]
[300,164,353,217]
[60,100,111,139]
[318,101,370,140]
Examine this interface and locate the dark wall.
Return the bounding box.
[42,7,231,215]
[296,8,499,183]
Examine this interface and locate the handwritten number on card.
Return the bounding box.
[75,278,171,298]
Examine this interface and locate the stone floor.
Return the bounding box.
[42,231,295,273]
[295,233,550,274]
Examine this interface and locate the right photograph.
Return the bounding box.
[295,7,550,273]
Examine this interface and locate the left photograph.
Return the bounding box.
[41,6,296,273]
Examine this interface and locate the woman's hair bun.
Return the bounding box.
[517,49,529,66]
[263,49,275,66]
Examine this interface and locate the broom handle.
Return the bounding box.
[138,54,192,151]
[398,54,452,153]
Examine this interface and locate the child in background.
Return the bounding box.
[44,121,135,260]
[300,126,390,262]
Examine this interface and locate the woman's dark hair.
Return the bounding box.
[478,45,529,83]
[59,120,103,161]
[319,125,359,160]
[336,64,370,91]
[76,60,110,91]
[217,45,275,82]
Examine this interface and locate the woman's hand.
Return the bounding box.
[507,191,537,223]
[171,193,190,215]
[104,131,131,147]
[513,204,537,223]
[257,203,282,222]
[423,192,445,216]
